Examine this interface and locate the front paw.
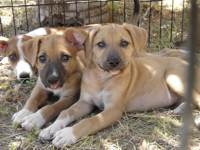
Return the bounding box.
[194,115,200,128]
[21,111,45,131]
[52,127,77,147]
[172,102,186,115]
[12,109,33,125]
[39,120,66,140]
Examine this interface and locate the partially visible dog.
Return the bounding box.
[39,23,200,148]
[0,27,65,80]
[157,48,188,60]
[12,28,87,131]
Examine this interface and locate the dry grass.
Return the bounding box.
[0,56,200,150]
[1,79,200,150]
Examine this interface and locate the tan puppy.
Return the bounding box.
[39,23,200,147]
[12,28,87,131]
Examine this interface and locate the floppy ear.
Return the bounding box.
[22,37,41,68]
[64,28,88,51]
[123,23,147,54]
[0,36,9,56]
[83,26,100,67]
[22,35,32,42]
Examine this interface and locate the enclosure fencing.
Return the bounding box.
[0,0,187,49]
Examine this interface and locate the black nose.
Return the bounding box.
[47,75,59,84]
[107,55,121,68]
[19,72,30,79]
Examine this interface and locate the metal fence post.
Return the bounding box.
[180,0,197,149]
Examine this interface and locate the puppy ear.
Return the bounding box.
[64,28,88,51]
[22,37,41,68]
[123,23,147,54]
[22,35,32,41]
[0,36,9,56]
[84,26,100,67]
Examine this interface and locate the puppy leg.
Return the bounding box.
[166,65,200,107]
[39,100,93,140]
[21,95,76,131]
[165,65,200,128]
[165,69,186,97]
[52,106,123,147]
[12,85,48,125]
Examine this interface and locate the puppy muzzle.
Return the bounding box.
[15,60,33,80]
[101,53,124,71]
[46,72,65,90]
[40,59,67,89]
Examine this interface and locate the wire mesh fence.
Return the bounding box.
[0,0,188,50]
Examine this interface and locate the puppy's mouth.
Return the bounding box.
[98,64,122,75]
[49,81,61,90]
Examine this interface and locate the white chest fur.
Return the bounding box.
[82,90,110,109]
[47,86,73,98]
[47,87,63,96]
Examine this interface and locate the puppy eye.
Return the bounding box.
[8,53,17,62]
[120,40,129,48]
[39,55,46,63]
[96,41,106,48]
[61,54,70,62]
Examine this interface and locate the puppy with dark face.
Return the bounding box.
[12,28,87,131]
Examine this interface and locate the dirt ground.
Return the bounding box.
[0,57,200,150]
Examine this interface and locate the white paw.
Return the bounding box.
[21,111,45,131]
[12,109,33,125]
[173,102,186,115]
[52,127,77,147]
[39,119,67,140]
[194,115,200,128]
